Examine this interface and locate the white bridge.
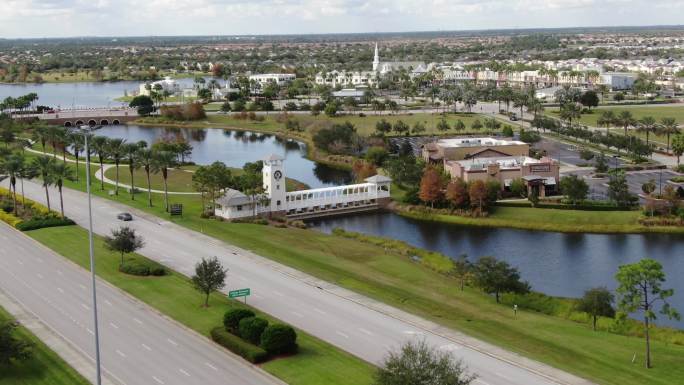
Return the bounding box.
[215,155,391,220]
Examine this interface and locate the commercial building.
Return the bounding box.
[444,156,560,197]
[422,137,530,163]
[600,72,637,91]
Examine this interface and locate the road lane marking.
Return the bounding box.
[81,303,90,310]
[291,311,304,318]
[109,322,119,329]
[104,300,112,306]
[179,369,190,377]
[79,284,87,290]
[36,273,43,279]
[403,330,423,335]
[141,343,152,351]
[205,362,218,371]
[272,290,284,297]
[167,338,178,346]
[335,331,349,339]
[313,307,327,315]
[358,328,374,336]
[57,287,64,294]
[439,344,461,352]
[133,317,143,325]
[116,349,126,358]
[475,380,491,385]
[152,376,164,384]
[56,269,63,275]
[16,260,23,265]
[86,328,94,335]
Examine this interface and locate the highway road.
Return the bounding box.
[6,179,593,385]
[0,223,282,385]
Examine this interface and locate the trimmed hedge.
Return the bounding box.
[15,217,75,231]
[0,210,22,227]
[119,259,167,276]
[238,317,269,345]
[210,327,269,364]
[223,309,255,333]
[260,324,298,355]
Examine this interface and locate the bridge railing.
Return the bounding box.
[285,182,389,211]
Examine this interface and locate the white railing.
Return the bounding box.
[285,182,390,211]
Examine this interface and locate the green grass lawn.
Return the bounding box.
[0,306,90,385]
[27,226,375,385]
[33,157,684,385]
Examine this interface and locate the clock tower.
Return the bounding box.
[263,154,286,213]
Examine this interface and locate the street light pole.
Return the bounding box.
[77,126,103,385]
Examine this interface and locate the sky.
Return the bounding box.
[1,0,683,38]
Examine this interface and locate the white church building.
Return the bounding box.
[215,154,392,220]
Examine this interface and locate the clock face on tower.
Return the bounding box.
[273,170,283,181]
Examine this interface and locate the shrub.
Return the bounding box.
[223,309,255,333]
[238,317,269,344]
[210,327,269,363]
[260,324,298,355]
[15,217,75,231]
[0,210,22,227]
[119,259,167,276]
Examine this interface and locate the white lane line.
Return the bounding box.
[272,290,284,297]
[133,317,143,325]
[335,331,349,339]
[104,300,113,306]
[475,379,491,385]
[16,259,23,265]
[57,287,64,294]
[403,330,423,335]
[152,376,164,384]
[86,328,94,335]
[291,311,304,318]
[313,307,327,315]
[439,344,461,352]
[81,303,90,310]
[358,328,374,336]
[79,284,87,290]
[141,343,152,351]
[36,273,44,279]
[116,349,126,358]
[252,294,263,300]
[109,322,119,329]
[36,257,43,262]
[205,362,218,371]
[167,338,178,346]
[56,270,63,276]
[179,369,191,377]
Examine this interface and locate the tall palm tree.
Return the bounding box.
[33,156,55,211]
[90,136,109,190]
[122,143,140,200]
[107,138,126,195]
[659,117,680,154]
[597,110,616,135]
[32,124,49,153]
[51,163,74,218]
[616,110,636,136]
[559,103,581,127]
[137,148,154,207]
[0,153,24,215]
[152,150,177,212]
[69,132,84,182]
[46,126,62,159]
[637,116,657,147]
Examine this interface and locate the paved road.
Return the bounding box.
[0,223,282,385]
[7,179,592,385]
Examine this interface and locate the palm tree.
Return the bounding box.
[559,103,581,127]
[152,150,177,212]
[69,132,84,182]
[0,153,24,215]
[107,138,126,195]
[597,110,616,135]
[32,125,49,153]
[33,156,55,211]
[90,136,109,190]
[51,163,74,218]
[659,117,680,154]
[137,148,154,207]
[122,143,140,200]
[637,116,657,147]
[46,126,62,159]
[616,110,636,136]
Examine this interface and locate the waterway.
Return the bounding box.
[92,123,684,328]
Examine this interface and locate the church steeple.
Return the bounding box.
[372,42,379,71]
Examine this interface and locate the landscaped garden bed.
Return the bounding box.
[0,187,74,230]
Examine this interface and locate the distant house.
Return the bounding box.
[138,77,180,96]
[331,89,366,101]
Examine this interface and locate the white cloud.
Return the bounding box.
[0,0,682,37]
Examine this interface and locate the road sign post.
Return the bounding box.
[229,288,251,304]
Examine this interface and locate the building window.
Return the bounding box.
[277,200,281,206]
[237,205,242,211]
[276,184,280,190]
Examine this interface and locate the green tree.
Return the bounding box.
[576,287,615,331]
[559,175,588,205]
[374,339,475,385]
[437,118,450,132]
[0,153,24,215]
[616,110,636,136]
[137,148,155,207]
[636,116,658,147]
[122,143,140,200]
[324,102,338,117]
[672,133,684,166]
[191,257,227,307]
[220,101,231,113]
[374,119,392,136]
[129,95,154,116]
[615,259,680,368]
[607,170,634,207]
[470,119,483,131]
[509,178,525,198]
[454,119,466,131]
[51,162,74,218]
[152,150,178,212]
[659,117,679,154]
[393,120,410,136]
[473,256,530,303]
[107,138,126,195]
[90,136,110,190]
[449,254,472,291]
[0,320,33,365]
[104,226,145,266]
[32,156,55,211]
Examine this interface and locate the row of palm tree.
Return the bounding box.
[596,110,680,152]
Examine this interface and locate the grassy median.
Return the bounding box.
[26,226,375,385]
[0,306,91,385]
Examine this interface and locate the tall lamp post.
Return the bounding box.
[71,125,103,385]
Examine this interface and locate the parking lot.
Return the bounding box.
[577,169,682,199]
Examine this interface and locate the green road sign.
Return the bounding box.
[229,288,250,298]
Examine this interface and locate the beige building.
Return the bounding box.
[445,156,560,197]
[422,137,530,163]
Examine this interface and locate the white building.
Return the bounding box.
[373,43,426,77]
[315,70,377,87]
[248,73,296,87]
[600,72,638,91]
[215,155,392,220]
[138,76,181,96]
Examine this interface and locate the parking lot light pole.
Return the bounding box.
[72,125,103,385]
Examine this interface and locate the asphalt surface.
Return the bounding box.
[0,223,282,385]
[6,179,592,385]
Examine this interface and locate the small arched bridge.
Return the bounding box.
[30,108,139,127]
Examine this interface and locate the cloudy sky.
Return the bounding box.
[1,0,682,38]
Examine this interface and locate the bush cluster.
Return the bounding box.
[218,309,298,361]
[119,259,167,276]
[15,217,75,231]
[159,102,206,121]
[238,317,269,344]
[223,309,255,333]
[260,324,298,355]
[210,327,269,364]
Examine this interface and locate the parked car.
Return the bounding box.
[117,212,133,221]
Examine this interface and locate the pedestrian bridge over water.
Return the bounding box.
[21,108,139,127]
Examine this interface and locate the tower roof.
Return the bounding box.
[264,154,285,162]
